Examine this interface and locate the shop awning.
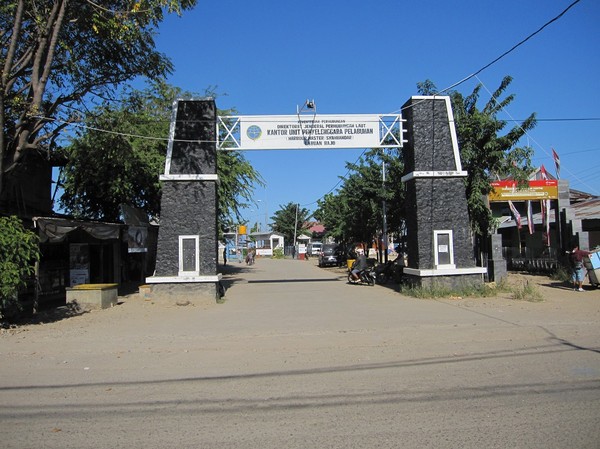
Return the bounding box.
[33,217,122,243]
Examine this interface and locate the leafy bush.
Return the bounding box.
[272,248,284,259]
[0,216,40,320]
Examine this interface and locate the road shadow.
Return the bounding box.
[218,262,256,291]
[248,278,342,284]
[3,339,598,393]
[1,302,90,329]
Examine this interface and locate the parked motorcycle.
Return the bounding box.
[374,259,404,284]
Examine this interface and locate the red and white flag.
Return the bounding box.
[508,200,521,229]
[552,148,560,179]
[540,164,549,180]
[544,199,551,245]
[540,199,551,245]
[527,200,534,235]
[540,199,545,224]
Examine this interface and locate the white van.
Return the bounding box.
[309,242,322,256]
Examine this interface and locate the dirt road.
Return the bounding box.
[1,258,599,448]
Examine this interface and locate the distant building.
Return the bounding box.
[305,221,325,239]
[249,232,285,257]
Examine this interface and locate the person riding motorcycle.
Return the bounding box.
[350,251,368,281]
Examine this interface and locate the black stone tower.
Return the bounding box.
[146,99,220,301]
[401,96,486,287]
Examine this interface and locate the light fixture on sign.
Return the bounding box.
[296,99,317,145]
[297,99,317,115]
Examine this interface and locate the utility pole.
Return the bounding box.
[382,160,388,264]
[293,203,298,259]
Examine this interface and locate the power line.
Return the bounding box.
[540,147,600,156]
[511,118,600,122]
[475,75,599,195]
[300,149,369,208]
[41,114,597,151]
[310,0,585,208]
[389,0,581,116]
[435,0,581,95]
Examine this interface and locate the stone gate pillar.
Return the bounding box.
[145,99,220,302]
[401,96,486,288]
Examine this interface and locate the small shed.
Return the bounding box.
[249,232,285,257]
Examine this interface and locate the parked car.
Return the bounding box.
[309,242,322,256]
[336,243,357,267]
[318,244,339,267]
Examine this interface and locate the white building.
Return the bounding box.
[250,232,285,257]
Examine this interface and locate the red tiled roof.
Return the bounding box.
[305,221,325,233]
[309,224,325,233]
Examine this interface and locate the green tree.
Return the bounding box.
[418,77,536,239]
[270,202,311,247]
[340,156,384,245]
[60,81,264,226]
[0,215,39,320]
[217,129,266,231]
[314,192,348,242]
[314,148,405,247]
[0,0,197,200]
[60,83,168,220]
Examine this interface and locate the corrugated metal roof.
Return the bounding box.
[572,197,600,219]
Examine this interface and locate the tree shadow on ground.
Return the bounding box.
[218,262,256,291]
[1,302,90,329]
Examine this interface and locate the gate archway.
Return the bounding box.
[145,97,485,300]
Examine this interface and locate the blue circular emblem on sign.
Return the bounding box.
[246,125,262,140]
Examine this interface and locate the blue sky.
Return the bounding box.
[154,0,599,225]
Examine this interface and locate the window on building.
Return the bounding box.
[179,235,199,275]
[434,230,455,268]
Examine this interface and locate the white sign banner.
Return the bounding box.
[236,114,385,150]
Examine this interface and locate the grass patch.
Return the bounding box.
[510,280,544,302]
[549,266,571,284]
[399,280,499,300]
[399,276,543,302]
